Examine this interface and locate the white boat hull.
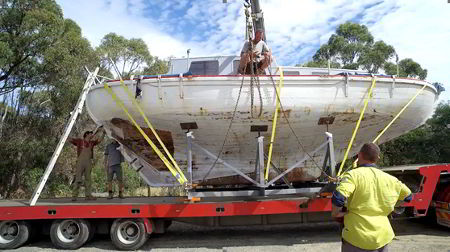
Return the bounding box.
[86,75,438,186]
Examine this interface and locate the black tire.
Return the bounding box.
[0,220,31,249]
[110,219,149,250]
[50,219,90,249]
[87,221,95,243]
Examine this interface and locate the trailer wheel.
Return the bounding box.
[50,219,90,249]
[87,221,95,243]
[0,220,31,249]
[110,219,148,250]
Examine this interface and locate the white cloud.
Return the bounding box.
[368,0,450,101]
[57,0,450,101]
[57,0,203,59]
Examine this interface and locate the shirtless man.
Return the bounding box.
[238,29,272,75]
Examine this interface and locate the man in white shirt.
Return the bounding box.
[238,29,272,75]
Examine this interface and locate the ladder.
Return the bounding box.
[29,67,99,206]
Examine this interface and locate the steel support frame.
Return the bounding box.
[186,131,194,186]
[187,132,336,191]
[192,142,261,186]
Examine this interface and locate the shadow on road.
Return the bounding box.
[22,219,449,251]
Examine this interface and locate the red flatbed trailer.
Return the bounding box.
[0,164,449,250]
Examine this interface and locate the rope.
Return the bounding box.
[103,83,186,185]
[255,75,263,117]
[201,63,248,181]
[249,61,263,118]
[202,53,263,180]
[267,65,333,180]
[336,77,377,177]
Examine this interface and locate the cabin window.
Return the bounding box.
[233,60,241,74]
[283,71,299,75]
[189,60,219,75]
[312,71,328,75]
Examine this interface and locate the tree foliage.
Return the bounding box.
[384,58,428,80]
[358,40,395,74]
[380,102,450,166]
[0,0,167,199]
[142,57,169,75]
[307,22,401,74]
[0,0,64,94]
[298,60,341,69]
[97,33,153,78]
[313,22,375,70]
[0,0,98,198]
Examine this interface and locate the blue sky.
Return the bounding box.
[57,0,450,101]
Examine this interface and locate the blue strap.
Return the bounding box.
[404,194,413,202]
[332,190,346,207]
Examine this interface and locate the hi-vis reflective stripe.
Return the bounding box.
[265,67,284,180]
[337,77,377,177]
[118,79,187,183]
[104,83,186,185]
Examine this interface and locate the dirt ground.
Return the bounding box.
[9,218,450,252]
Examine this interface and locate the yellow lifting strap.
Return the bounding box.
[350,84,428,169]
[104,83,187,185]
[336,77,377,177]
[118,79,187,183]
[265,67,284,180]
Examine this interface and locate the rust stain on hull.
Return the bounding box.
[111,118,174,171]
[110,118,319,186]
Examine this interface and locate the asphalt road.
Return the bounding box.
[9,219,450,251]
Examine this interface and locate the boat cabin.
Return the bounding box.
[166,55,371,76]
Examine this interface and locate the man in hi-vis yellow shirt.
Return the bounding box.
[332,143,413,252]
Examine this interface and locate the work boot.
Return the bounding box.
[85,195,97,200]
[108,191,113,200]
[119,191,124,199]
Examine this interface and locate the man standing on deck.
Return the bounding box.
[238,29,272,75]
[331,143,413,252]
[104,139,124,199]
[69,127,105,201]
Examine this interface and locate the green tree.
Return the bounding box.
[313,22,374,69]
[380,102,450,166]
[297,60,341,68]
[359,40,395,73]
[0,0,98,198]
[97,33,152,78]
[384,58,427,80]
[0,0,64,94]
[143,57,169,75]
[306,22,398,73]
